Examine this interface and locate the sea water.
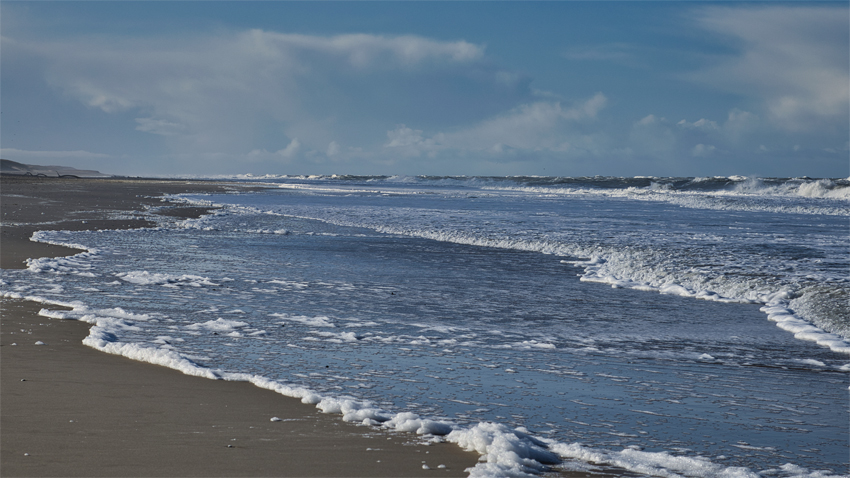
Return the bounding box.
[2,176,848,477]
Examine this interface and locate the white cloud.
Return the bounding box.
[7,4,843,177]
[629,108,762,160]
[326,141,341,157]
[443,94,607,152]
[691,144,716,157]
[721,109,760,142]
[691,5,849,132]
[135,117,185,136]
[280,32,484,68]
[85,91,135,113]
[13,24,619,171]
[677,118,719,132]
[573,92,607,120]
[382,94,608,159]
[385,125,425,148]
[19,29,493,158]
[244,138,301,163]
[636,114,661,126]
[629,115,676,156]
[243,137,301,162]
[445,102,567,150]
[277,138,301,158]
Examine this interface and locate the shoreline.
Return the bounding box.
[1,176,480,477]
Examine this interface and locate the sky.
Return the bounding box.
[1,2,848,178]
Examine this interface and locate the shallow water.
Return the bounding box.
[3,176,848,477]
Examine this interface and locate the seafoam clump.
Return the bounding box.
[186,318,249,332]
[270,313,336,327]
[384,412,452,436]
[762,304,850,354]
[116,271,218,288]
[27,247,100,277]
[315,396,389,423]
[36,305,220,380]
[549,442,759,478]
[446,422,559,477]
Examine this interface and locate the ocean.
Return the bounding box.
[3,175,848,477]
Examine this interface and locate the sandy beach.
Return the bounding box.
[1,176,479,477]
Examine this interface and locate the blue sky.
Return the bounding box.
[2,2,847,178]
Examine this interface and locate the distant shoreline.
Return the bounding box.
[0,159,113,179]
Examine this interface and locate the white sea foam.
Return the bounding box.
[793,359,826,367]
[271,313,336,327]
[30,230,96,252]
[186,318,250,332]
[313,330,362,342]
[82,330,219,379]
[549,442,759,478]
[447,422,559,476]
[481,180,850,216]
[314,396,389,423]
[761,304,850,354]
[34,304,220,379]
[116,271,218,287]
[770,463,849,478]
[246,228,290,235]
[795,179,850,199]
[384,412,453,435]
[26,252,100,276]
[446,421,835,478]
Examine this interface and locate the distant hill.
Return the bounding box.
[0,159,111,178]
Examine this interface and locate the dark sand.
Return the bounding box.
[1,176,480,477]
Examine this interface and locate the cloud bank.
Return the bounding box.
[2,4,847,177]
[691,6,849,133]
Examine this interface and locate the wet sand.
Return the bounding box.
[1,176,479,477]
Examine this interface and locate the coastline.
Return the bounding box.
[1,176,479,477]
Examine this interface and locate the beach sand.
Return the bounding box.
[1,176,480,477]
